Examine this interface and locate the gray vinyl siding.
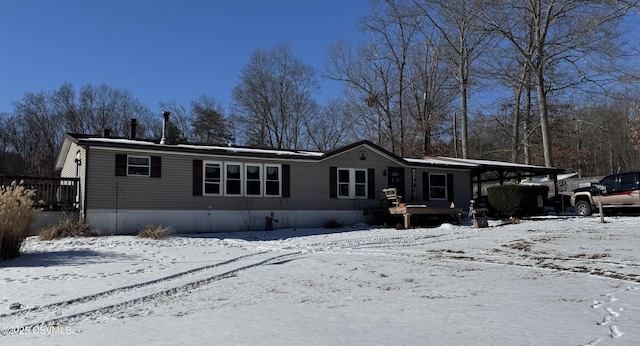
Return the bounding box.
[414,168,472,208]
[84,145,392,211]
[78,144,472,213]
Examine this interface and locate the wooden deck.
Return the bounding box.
[388,205,463,229]
[1,175,80,211]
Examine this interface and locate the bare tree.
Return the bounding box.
[2,83,156,175]
[326,0,457,156]
[305,98,357,151]
[232,43,319,149]
[78,83,155,138]
[413,0,493,158]
[478,0,633,167]
[404,29,457,156]
[7,92,60,175]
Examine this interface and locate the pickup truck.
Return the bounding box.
[570,172,640,216]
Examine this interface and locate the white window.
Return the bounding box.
[429,173,447,200]
[203,161,222,195]
[338,168,367,199]
[265,164,281,196]
[200,161,283,197]
[127,156,150,176]
[246,164,262,196]
[225,162,242,195]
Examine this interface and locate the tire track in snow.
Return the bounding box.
[431,252,640,283]
[0,251,302,330]
[288,231,472,252]
[0,251,271,321]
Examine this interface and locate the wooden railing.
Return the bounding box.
[0,176,80,211]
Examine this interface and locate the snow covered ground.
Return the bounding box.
[1,216,639,345]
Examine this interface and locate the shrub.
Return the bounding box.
[323,220,344,229]
[137,224,172,239]
[38,217,100,240]
[488,184,549,217]
[0,181,36,260]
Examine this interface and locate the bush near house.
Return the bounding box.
[0,181,36,260]
[38,217,100,240]
[137,224,172,240]
[488,184,549,217]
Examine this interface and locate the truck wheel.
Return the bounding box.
[575,200,593,216]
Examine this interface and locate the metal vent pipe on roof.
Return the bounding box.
[102,128,111,138]
[129,119,137,139]
[160,111,170,145]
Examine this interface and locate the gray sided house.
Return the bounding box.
[55,133,483,234]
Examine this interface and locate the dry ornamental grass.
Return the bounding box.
[0,181,36,260]
[136,224,172,240]
[38,217,100,240]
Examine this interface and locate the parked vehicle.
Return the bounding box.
[570,172,640,216]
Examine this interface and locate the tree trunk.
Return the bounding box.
[534,69,554,167]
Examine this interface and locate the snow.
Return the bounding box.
[83,137,325,157]
[1,216,639,345]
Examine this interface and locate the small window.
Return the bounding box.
[429,173,447,200]
[204,162,222,195]
[127,156,150,176]
[265,165,281,196]
[246,164,262,196]
[225,163,242,195]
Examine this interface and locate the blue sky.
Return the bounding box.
[0,0,371,114]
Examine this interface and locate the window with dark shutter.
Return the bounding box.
[115,154,127,176]
[282,164,290,197]
[367,168,375,199]
[150,157,161,178]
[422,172,429,201]
[330,167,337,198]
[447,173,454,202]
[193,160,203,196]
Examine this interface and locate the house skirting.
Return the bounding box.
[85,209,373,235]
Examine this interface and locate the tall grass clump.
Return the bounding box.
[38,216,100,240]
[136,224,172,240]
[0,181,36,260]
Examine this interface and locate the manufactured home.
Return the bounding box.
[54,124,563,234]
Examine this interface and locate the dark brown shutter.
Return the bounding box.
[193,160,203,196]
[367,168,375,199]
[282,164,290,197]
[115,154,127,176]
[330,166,337,198]
[422,172,430,201]
[150,156,161,177]
[447,173,454,202]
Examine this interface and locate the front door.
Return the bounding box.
[387,167,405,201]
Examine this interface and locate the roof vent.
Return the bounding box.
[129,119,137,139]
[102,128,111,138]
[160,111,170,145]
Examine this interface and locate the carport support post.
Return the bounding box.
[552,174,562,213]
